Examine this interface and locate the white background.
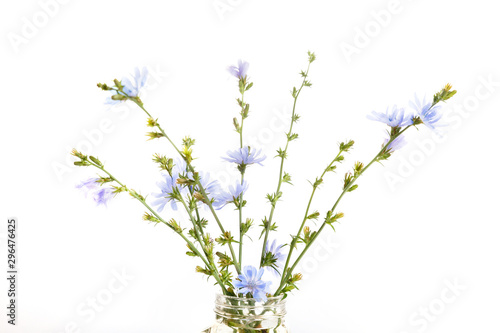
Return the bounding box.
[1,0,499,332]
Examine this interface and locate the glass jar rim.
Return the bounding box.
[215,293,285,302]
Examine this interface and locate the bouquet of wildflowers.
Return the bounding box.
[73,52,456,305]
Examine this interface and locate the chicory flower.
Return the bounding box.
[92,187,114,206]
[106,67,149,105]
[264,240,286,276]
[151,159,186,212]
[228,60,249,79]
[367,105,413,128]
[217,180,249,208]
[384,134,406,152]
[76,178,114,206]
[409,95,444,130]
[222,147,266,167]
[234,266,272,301]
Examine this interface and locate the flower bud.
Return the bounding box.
[113,79,123,90]
[89,156,103,167]
[97,83,111,90]
[147,118,158,127]
[146,132,165,140]
[74,161,90,167]
[233,117,240,132]
[193,191,206,203]
[111,94,126,101]
[71,149,86,159]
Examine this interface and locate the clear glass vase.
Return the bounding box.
[202,294,288,332]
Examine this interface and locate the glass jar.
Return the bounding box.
[202,294,288,332]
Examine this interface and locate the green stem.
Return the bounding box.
[194,206,204,236]
[238,172,245,266]
[86,160,228,293]
[279,150,343,287]
[275,125,412,295]
[239,90,245,148]
[188,181,205,237]
[179,196,204,248]
[179,196,222,282]
[133,100,242,274]
[238,89,246,267]
[260,61,312,267]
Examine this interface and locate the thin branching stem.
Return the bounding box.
[275,125,412,295]
[260,60,313,267]
[279,149,344,287]
[85,160,228,293]
[238,89,246,266]
[133,100,242,274]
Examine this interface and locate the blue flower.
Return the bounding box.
[265,240,286,276]
[151,159,186,212]
[124,67,149,96]
[76,178,114,206]
[222,147,266,167]
[367,105,413,128]
[234,266,272,302]
[217,180,249,208]
[409,95,444,130]
[152,174,180,211]
[106,67,149,105]
[197,172,225,210]
[197,172,220,196]
[227,60,249,79]
[384,134,406,152]
[92,188,114,206]
[76,178,99,196]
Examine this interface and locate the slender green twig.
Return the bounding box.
[238,89,246,267]
[278,148,346,287]
[84,159,228,293]
[238,171,245,265]
[239,90,246,149]
[178,196,222,282]
[274,125,412,295]
[132,100,242,274]
[187,176,205,237]
[260,58,314,267]
[179,196,204,249]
